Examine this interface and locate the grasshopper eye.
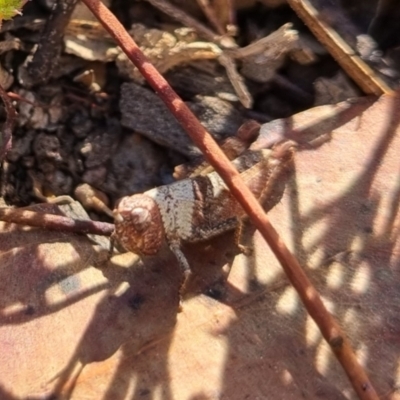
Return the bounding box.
[131,207,150,231]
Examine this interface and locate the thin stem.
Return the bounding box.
[0,207,114,236]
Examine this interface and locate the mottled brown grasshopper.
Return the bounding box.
[112,125,294,286]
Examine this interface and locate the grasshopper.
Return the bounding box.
[112,126,294,287]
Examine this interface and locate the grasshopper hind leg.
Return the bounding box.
[168,241,192,307]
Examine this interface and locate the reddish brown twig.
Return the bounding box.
[80,1,379,398]
[0,84,16,161]
[0,207,114,236]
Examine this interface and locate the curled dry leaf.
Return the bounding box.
[116,24,222,82]
[64,16,303,109]
[228,23,299,83]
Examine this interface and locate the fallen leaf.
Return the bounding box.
[1,91,400,399]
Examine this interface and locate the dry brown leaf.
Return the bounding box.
[1,91,400,399]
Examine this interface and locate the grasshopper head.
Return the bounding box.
[113,194,164,255]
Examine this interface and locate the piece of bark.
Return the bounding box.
[165,63,239,102]
[119,82,245,156]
